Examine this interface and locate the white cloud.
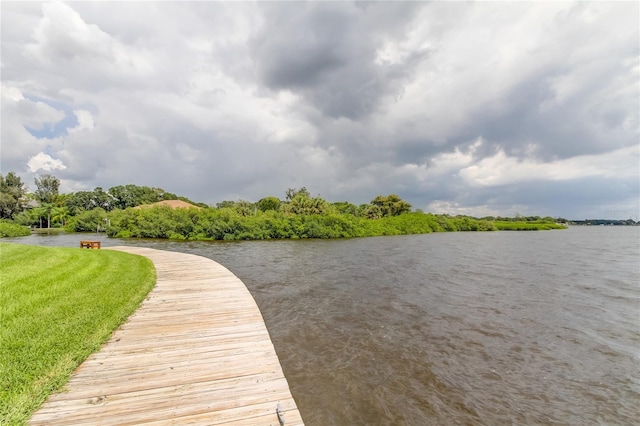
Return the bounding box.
[426,200,505,218]
[3,85,25,102]
[1,82,64,173]
[459,145,639,187]
[26,2,112,63]
[27,152,67,172]
[1,82,65,130]
[24,1,154,91]
[70,110,94,132]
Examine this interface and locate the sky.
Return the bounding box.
[1,1,638,220]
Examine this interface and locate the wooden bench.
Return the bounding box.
[80,240,101,249]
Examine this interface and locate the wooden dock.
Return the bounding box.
[29,246,304,426]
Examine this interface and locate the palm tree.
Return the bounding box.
[42,203,53,229]
[31,206,47,228]
[51,206,70,227]
[234,200,253,217]
[290,194,327,215]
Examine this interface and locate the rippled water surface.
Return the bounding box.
[8,227,639,425]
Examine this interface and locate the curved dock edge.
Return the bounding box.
[29,246,304,426]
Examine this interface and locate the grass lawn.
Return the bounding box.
[0,243,156,425]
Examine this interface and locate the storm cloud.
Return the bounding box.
[1,1,638,219]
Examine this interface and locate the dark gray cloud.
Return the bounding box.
[250,2,425,120]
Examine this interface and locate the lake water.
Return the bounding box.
[6,227,639,425]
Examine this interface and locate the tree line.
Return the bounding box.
[0,172,566,239]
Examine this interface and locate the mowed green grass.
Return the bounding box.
[0,243,156,425]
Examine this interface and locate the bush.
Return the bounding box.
[96,205,561,241]
[0,222,30,238]
[65,208,108,232]
[494,221,565,231]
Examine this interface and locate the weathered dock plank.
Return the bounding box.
[29,246,304,426]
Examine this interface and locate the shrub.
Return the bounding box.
[0,222,30,238]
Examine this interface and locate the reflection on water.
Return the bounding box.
[6,227,640,424]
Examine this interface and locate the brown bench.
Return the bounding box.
[80,240,101,249]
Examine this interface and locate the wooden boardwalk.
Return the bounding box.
[29,246,304,426]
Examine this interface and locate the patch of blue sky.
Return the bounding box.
[23,94,88,139]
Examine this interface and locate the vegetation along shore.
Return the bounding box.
[0,172,571,241]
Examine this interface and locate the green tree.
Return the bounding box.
[41,203,54,229]
[0,192,17,219]
[234,200,255,217]
[66,208,108,232]
[0,172,27,219]
[287,192,328,215]
[92,187,114,210]
[108,184,165,209]
[34,174,60,229]
[13,210,37,227]
[285,187,310,201]
[153,187,178,201]
[257,196,281,212]
[215,200,236,209]
[332,201,358,216]
[51,206,70,227]
[66,191,96,214]
[363,204,383,219]
[35,175,60,228]
[66,187,114,214]
[32,206,48,229]
[370,194,412,217]
[34,174,60,205]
